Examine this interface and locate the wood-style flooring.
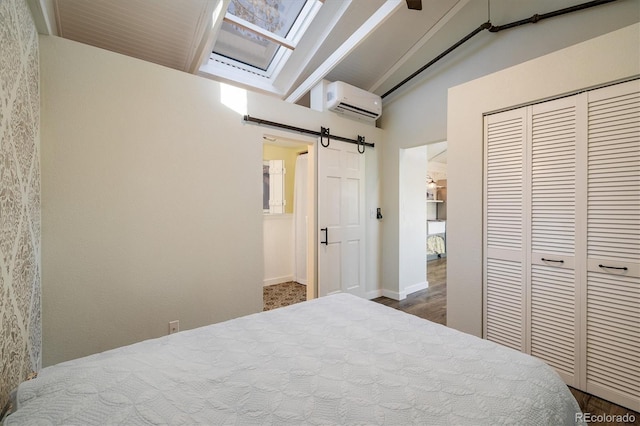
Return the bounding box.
[373,258,640,425]
[373,257,447,325]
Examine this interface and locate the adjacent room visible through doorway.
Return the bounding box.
[263,135,314,311]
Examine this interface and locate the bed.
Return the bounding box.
[5,294,582,425]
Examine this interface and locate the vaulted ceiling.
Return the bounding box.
[29,0,634,106]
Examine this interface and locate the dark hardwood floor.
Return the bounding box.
[373,258,640,425]
[373,257,447,325]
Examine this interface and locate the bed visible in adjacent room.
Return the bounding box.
[5,294,582,425]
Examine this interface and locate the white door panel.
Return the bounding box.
[318,140,365,298]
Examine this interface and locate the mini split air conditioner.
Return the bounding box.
[326,81,382,122]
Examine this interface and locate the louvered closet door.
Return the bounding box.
[484,108,527,352]
[529,97,582,386]
[586,79,640,411]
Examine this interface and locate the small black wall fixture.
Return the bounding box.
[381,0,620,99]
[357,135,366,154]
[243,115,374,153]
[320,127,330,147]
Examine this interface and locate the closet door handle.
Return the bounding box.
[541,258,564,263]
[320,228,328,245]
[598,264,628,271]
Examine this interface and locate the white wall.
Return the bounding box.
[40,35,383,365]
[397,145,427,299]
[447,23,640,336]
[378,0,639,309]
[263,214,294,286]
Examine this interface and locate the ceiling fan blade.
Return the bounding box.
[406,0,422,10]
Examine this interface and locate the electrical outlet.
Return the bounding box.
[169,320,179,334]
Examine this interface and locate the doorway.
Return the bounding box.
[262,135,316,310]
[397,141,447,299]
[425,140,448,324]
[426,140,447,258]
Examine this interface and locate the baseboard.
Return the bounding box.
[379,281,429,301]
[263,275,294,287]
[366,289,383,300]
[404,281,428,297]
[381,289,402,301]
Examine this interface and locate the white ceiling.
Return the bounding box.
[31,0,635,106]
[53,0,217,72]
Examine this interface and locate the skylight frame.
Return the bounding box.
[203,0,323,94]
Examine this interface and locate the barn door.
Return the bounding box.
[317,140,366,297]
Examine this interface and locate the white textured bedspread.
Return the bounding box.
[7,294,582,425]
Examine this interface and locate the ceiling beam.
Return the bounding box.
[368,0,469,94]
[285,0,404,104]
[276,0,352,98]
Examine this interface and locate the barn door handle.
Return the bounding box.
[320,228,328,245]
[598,264,628,271]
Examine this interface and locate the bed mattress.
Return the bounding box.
[6,293,582,425]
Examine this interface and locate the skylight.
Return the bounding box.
[205,0,322,93]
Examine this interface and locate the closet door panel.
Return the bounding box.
[529,96,580,385]
[530,264,576,382]
[586,79,640,411]
[586,271,640,411]
[587,80,640,263]
[530,97,578,256]
[486,258,523,350]
[484,108,527,351]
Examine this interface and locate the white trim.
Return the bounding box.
[189,0,230,73]
[28,0,58,35]
[382,289,402,301]
[366,289,383,300]
[263,276,294,287]
[265,0,323,81]
[381,280,429,301]
[285,0,404,103]
[198,64,283,97]
[200,0,323,94]
[404,281,428,297]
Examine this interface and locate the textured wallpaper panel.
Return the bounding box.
[0,0,41,411]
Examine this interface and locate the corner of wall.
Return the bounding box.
[0,0,42,411]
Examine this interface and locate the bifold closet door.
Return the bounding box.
[484,108,527,352]
[528,96,583,387]
[585,79,640,411]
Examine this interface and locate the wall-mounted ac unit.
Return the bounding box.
[326,81,382,121]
